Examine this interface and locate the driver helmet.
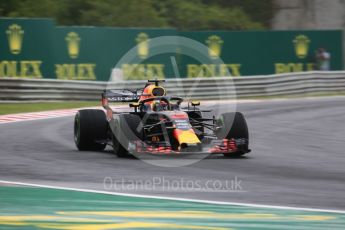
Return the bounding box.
[152,100,168,111]
[140,85,166,101]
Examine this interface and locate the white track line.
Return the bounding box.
[1,180,344,214]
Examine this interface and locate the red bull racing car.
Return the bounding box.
[74,79,250,157]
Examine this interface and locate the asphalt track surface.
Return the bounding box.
[1,97,345,211]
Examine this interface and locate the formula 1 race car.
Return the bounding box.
[74,79,250,157]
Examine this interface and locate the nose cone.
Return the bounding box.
[174,129,201,146]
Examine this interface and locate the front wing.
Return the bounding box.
[127,138,250,155]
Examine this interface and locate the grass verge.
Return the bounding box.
[0,101,100,115]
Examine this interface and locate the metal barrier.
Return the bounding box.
[1,71,345,101]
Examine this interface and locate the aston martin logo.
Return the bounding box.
[293,35,310,59]
[136,33,149,59]
[66,32,81,59]
[206,35,223,58]
[6,24,24,55]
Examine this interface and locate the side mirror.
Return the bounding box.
[191,101,200,106]
[129,103,140,108]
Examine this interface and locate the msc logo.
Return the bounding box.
[136,33,149,59]
[293,35,310,59]
[66,32,81,59]
[206,35,223,58]
[6,24,24,55]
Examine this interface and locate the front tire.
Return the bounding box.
[112,114,143,158]
[216,112,249,157]
[74,109,107,151]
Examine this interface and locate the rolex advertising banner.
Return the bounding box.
[53,27,176,81]
[0,18,55,79]
[0,17,343,81]
[179,31,343,77]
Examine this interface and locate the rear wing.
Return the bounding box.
[102,79,166,103]
[102,89,142,103]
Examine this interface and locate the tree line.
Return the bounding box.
[0,0,274,30]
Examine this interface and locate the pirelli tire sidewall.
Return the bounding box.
[74,109,107,151]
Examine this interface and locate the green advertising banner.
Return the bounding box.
[179,30,343,77]
[53,27,176,81]
[0,18,55,79]
[0,17,343,81]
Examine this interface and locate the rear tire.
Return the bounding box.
[216,112,249,157]
[74,109,107,151]
[112,114,143,158]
